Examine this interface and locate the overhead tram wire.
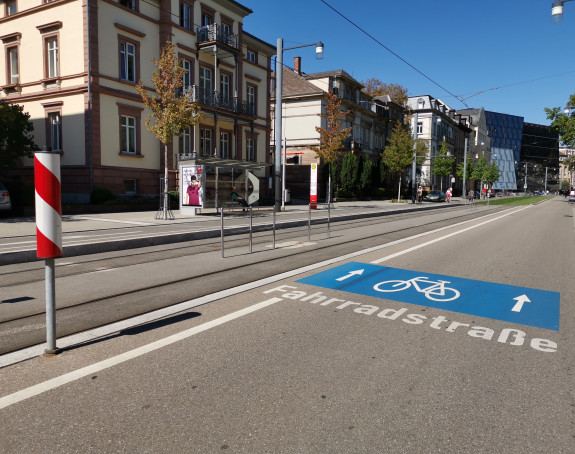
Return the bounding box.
[319,0,469,109]
[458,69,575,102]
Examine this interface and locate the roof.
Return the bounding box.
[305,69,362,87]
[279,67,325,98]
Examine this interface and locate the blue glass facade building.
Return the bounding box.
[485,111,524,191]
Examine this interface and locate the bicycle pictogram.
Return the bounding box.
[373,276,460,302]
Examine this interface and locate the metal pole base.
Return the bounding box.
[154,208,175,220]
[43,348,62,357]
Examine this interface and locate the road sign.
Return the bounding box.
[297,262,560,331]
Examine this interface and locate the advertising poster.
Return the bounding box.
[181,165,204,207]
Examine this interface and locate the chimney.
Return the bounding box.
[294,56,301,75]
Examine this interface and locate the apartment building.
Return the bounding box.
[0,0,274,203]
[408,96,471,191]
[272,58,403,198]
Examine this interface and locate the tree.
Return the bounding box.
[359,158,373,196]
[137,41,200,220]
[563,154,575,188]
[362,79,408,107]
[431,140,455,190]
[545,93,575,147]
[471,155,489,195]
[340,152,359,196]
[382,122,427,201]
[311,90,352,203]
[0,100,38,168]
[485,161,501,187]
[456,160,473,193]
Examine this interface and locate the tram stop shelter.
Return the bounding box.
[178,154,270,216]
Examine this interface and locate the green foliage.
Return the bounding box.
[359,158,373,193]
[340,153,359,195]
[471,155,489,182]
[456,160,473,182]
[90,188,115,204]
[432,140,455,180]
[563,154,575,173]
[485,161,501,185]
[379,159,387,185]
[545,93,575,147]
[0,100,39,167]
[561,179,571,190]
[381,123,414,174]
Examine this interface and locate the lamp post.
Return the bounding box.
[552,0,573,19]
[411,110,419,203]
[274,39,324,212]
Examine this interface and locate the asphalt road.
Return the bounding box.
[0,198,573,453]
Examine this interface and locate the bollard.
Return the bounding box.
[35,146,62,356]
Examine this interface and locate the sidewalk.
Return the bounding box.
[0,199,463,265]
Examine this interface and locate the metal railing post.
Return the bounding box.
[220,209,224,258]
[249,207,253,254]
[272,210,276,249]
[327,201,331,238]
[308,204,311,242]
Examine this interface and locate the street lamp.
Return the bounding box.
[552,0,573,20]
[274,39,324,212]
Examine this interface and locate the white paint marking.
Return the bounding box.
[512,294,531,312]
[371,206,529,264]
[336,269,364,281]
[0,297,283,410]
[65,216,154,226]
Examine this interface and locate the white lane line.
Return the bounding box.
[65,216,154,226]
[371,206,529,264]
[0,297,283,410]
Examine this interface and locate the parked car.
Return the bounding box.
[569,190,575,204]
[0,182,12,213]
[424,190,446,202]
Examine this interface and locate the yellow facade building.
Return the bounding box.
[0,0,274,203]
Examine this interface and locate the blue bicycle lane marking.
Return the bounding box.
[296,262,560,331]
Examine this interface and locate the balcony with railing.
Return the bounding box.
[179,85,254,117]
[197,24,238,50]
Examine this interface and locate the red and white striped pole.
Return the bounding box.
[35,146,62,355]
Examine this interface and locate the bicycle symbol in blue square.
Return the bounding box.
[296,262,560,331]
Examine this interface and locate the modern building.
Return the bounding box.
[0,0,274,206]
[484,110,524,191]
[519,122,560,192]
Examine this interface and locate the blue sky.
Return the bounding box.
[242,0,574,125]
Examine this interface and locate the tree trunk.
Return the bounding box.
[397,177,401,202]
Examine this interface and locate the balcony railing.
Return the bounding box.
[197,24,238,49]
[179,85,254,116]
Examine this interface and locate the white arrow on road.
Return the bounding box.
[336,269,364,281]
[512,294,531,312]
